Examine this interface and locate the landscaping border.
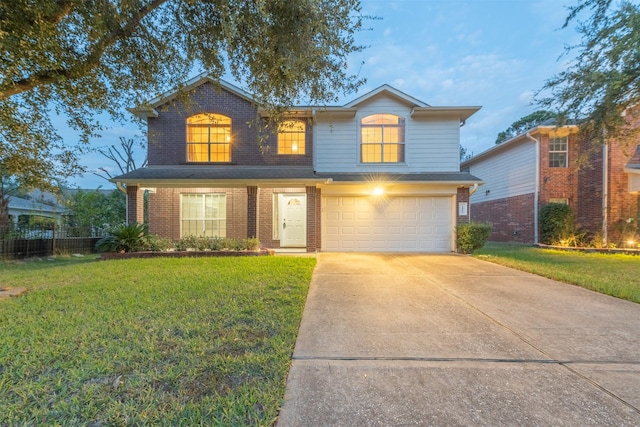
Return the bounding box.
[99,249,275,260]
[535,244,640,256]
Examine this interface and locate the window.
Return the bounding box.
[361,114,405,163]
[549,137,568,168]
[186,113,231,162]
[181,194,226,237]
[278,120,306,155]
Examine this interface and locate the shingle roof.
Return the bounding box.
[111,167,482,185]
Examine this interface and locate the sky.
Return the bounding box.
[70,0,584,189]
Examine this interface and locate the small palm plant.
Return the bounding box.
[95,223,150,253]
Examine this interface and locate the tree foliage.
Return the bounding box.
[537,0,640,144]
[0,0,367,190]
[64,188,125,228]
[495,110,556,144]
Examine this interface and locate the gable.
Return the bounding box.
[131,75,255,120]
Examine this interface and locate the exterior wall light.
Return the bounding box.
[373,187,384,196]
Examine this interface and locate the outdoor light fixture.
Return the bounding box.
[373,186,384,196]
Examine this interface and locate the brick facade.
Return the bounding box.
[471,194,535,243]
[469,129,639,244]
[126,185,144,224]
[148,187,247,241]
[456,187,470,224]
[147,82,312,168]
[126,79,479,252]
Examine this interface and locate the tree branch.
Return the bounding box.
[1,0,169,100]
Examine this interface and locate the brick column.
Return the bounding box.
[456,187,470,224]
[126,185,144,224]
[247,186,258,238]
[306,186,317,252]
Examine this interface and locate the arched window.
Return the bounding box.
[278,120,306,155]
[186,113,231,162]
[360,114,405,163]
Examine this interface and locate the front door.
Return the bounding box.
[279,194,307,247]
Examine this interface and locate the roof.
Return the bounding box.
[8,196,64,213]
[111,167,482,186]
[131,76,481,122]
[461,122,580,168]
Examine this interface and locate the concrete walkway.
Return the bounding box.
[277,253,640,426]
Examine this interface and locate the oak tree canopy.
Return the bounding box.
[537,0,640,144]
[0,0,366,191]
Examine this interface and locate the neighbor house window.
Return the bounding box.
[181,194,226,237]
[549,137,568,168]
[361,114,405,163]
[278,120,306,155]
[186,113,231,162]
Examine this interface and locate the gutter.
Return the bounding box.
[603,141,608,246]
[526,132,540,244]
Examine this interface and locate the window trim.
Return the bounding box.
[277,120,306,155]
[549,136,568,168]
[180,193,227,238]
[186,113,232,163]
[360,113,406,163]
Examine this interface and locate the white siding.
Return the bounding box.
[314,96,460,173]
[468,141,536,203]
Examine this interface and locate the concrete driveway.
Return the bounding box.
[277,253,640,426]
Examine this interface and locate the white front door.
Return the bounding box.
[279,194,307,247]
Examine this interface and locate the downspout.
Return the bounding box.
[469,182,478,196]
[603,141,608,246]
[526,132,540,244]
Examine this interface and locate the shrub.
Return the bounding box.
[246,237,261,251]
[147,234,175,251]
[456,222,492,254]
[539,203,575,245]
[95,223,150,253]
[175,235,211,251]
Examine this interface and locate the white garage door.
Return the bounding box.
[322,196,453,252]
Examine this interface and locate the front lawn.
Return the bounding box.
[0,256,316,426]
[474,243,640,303]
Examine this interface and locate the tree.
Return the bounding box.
[495,110,556,144]
[460,145,472,162]
[93,137,148,182]
[537,0,640,144]
[1,0,367,190]
[64,188,126,229]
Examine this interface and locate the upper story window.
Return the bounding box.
[278,120,306,155]
[361,114,405,163]
[549,137,568,168]
[186,113,231,162]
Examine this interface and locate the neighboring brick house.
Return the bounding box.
[112,75,481,252]
[461,121,640,245]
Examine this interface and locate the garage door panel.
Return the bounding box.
[323,196,453,252]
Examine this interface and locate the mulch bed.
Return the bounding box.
[535,244,640,256]
[99,249,275,261]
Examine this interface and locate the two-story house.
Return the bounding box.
[461,121,640,246]
[113,75,481,252]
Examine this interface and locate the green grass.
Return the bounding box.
[0,255,316,426]
[474,242,640,303]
